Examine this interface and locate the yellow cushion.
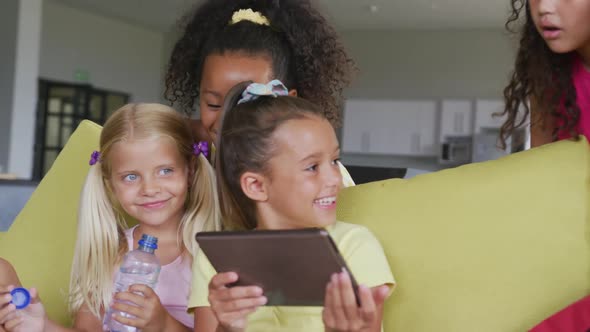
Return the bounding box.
[0,120,101,325]
[337,138,590,331]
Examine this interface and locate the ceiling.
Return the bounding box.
[50,0,512,32]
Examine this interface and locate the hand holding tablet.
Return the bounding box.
[196,228,360,306]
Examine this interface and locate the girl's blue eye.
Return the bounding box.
[159,168,173,175]
[123,174,138,182]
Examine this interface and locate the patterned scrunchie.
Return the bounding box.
[237,79,289,105]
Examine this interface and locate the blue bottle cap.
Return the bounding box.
[138,234,158,250]
[10,287,30,309]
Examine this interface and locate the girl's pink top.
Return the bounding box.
[557,55,590,141]
[124,226,194,328]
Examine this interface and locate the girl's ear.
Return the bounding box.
[288,89,298,97]
[240,171,268,202]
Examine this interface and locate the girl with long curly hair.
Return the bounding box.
[164,0,356,187]
[499,0,590,148]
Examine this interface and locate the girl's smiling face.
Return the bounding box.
[254,116,342,230]
[108,136,190,228]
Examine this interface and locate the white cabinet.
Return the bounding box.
[471,99,531,161]
[439,100,473,141]
[342,99,438,156]
[342,98,529,163]
[474,99,506,133]
[437,100,474,165]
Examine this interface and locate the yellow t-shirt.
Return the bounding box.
[189,222,395,332]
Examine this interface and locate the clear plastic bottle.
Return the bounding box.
[103,234,161,332]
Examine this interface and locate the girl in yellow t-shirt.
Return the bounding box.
[190,80,395,332]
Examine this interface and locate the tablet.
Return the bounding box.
[195,228,359,306]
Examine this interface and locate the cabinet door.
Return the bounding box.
[440,100,473,140]
[342,100,393,153]
[343,101,414,155]
[474,99,506,133]
[342,99,437,156]
[415,105,438,155]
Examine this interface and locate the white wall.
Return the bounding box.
[7,0,42,179]
[0,0,19,173]
[160,27,184,105]
[341,29,516,99]
[40,0,165,103]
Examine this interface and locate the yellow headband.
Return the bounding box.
[229,9,270,26]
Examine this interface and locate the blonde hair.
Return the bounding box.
[68,103,220,318]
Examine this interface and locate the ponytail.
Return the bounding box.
[215,81,326,230]
[69,165,127,318]
[216,82,258,230]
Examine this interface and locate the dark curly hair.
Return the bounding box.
[499,0,580,148]
[164,0,356,127]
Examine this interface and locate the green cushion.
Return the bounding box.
[0,120,101,324]
[337,138,590,331]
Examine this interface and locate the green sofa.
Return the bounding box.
[1,120,588,331]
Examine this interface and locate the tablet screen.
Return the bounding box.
[196,228,359,306]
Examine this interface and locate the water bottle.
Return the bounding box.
[104,234,161,332]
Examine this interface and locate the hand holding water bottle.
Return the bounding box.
[104,234,161,332]
[109,284,170,332]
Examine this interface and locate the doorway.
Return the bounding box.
[33,79,129,180]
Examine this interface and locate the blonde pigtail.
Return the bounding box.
[68,164,126,319]
[180,153,221,257]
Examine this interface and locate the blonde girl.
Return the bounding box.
[3,104,220,332]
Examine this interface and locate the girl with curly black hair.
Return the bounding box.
[164,0,356,145]
[499,0,590,148]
